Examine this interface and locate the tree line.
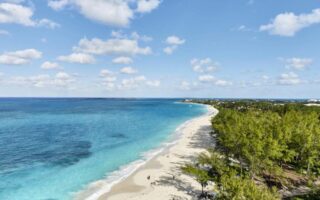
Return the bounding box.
[183,100,320,199]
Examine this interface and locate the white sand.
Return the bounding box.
[78,105,218,200]
[305,103,320,107]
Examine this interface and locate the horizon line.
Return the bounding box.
[0,97,318,100]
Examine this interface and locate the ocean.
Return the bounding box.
[0,98,206,200]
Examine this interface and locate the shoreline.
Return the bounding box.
[76,104,218,200]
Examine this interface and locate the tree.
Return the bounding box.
[216,173,280,200]
[184,99,320,199]
[182,164,211,197]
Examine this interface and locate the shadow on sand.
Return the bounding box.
[154,123,216,200]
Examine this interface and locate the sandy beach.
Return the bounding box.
[306,103,320,107]
[78,105,218,200]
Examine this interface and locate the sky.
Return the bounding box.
[0,0,319,98]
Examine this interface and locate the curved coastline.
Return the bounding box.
[74,103,215,200]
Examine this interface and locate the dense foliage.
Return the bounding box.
[212,101,320,176]
[182,150,280,199]
[182,100,320,199]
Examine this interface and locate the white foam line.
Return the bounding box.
[74,103,212,200]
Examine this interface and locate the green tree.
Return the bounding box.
[182,164,211,197]
[216,173,280,200]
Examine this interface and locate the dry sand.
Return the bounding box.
[78,105,218,200]
[305,103,320,107]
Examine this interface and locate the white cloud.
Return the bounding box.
[0,3,60,28]
[100,69,116,81]
[163,35,185,55]
[74,37,152,56]
[260,9,320,36]
[37,18,60,29]
[98,69,159,91]
[0,29,9,35]
[285,57,313,70]
[55,71,70,79]
[238,25,246,31]
[99,69,117,90]
[57,53,95,64]
[48,0,133,27]
[0,49,42,65]
[179,81,191,90]
[278,72,302,85]
[102,76,117,82]
[112,56,133,64]
[198,75,232,86]
[8,72,76,88]
[120,66,137,74]
[52,72,76,87]
[41,61,60,69]
[166,35,185,45]
[101,81,116,91]
[48,0,69,10]
[111,30,125,38]
[133,75,146,81]
[100,69,114,77]
[0,3,35,26]
[215,79,232,86]
[4,0,27,3]
[236,25,253,32]
[28,74,51,88]
[262,75,270,80]
[190,58,230,87]
[191,58,219,73]
[117,75,159,90]
[146,80,160,87]
[8,76,28,85]
[178,81,199,90]
[48,0,161,27]
[119,75,146,89]
[74,0,133,27]
[136,0,161,13]
[198,75,216,82]
[111,31,152,42]
[130,31,153,42]
[163,46,177,55]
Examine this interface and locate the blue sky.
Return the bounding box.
[0,0,319,98]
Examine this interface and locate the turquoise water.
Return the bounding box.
[0,98,206,200]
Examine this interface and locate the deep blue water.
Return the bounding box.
[0,98,206,200]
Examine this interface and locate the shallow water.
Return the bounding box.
[0,98,206,200]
